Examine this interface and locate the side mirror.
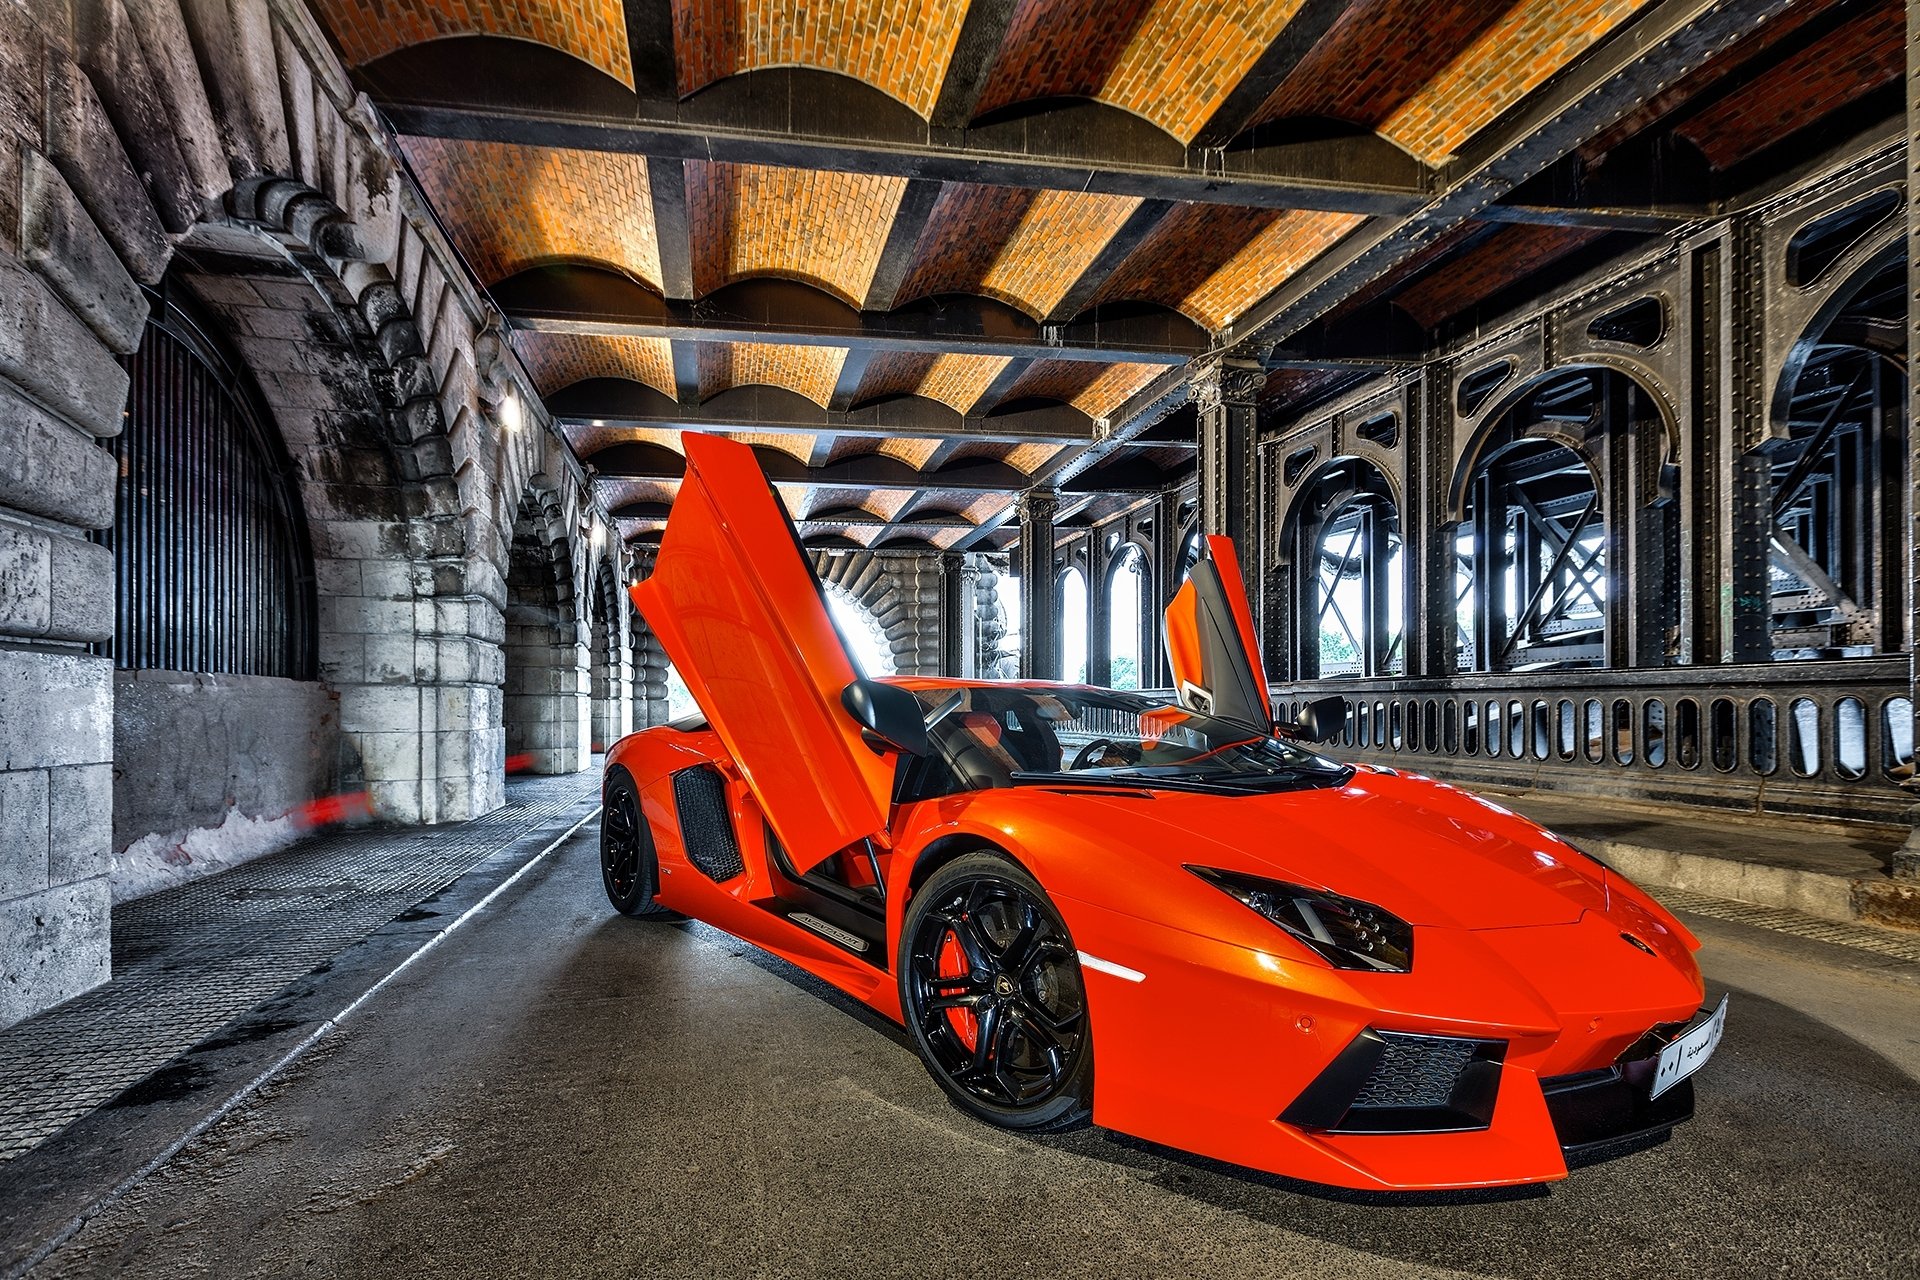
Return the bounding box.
[842,680,929,757]
[1277,694,1348,744]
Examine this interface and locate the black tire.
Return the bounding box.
[601,768,673,917]
[898,851,1093,1131]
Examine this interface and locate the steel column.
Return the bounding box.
[1900,0,1920,877]
[1017,490,1059,681]
[939,552,976,679]
[1413,369,1456,677]
[1194,356,1266,616]
[1726,214,1776,663]
[1150,488,1184,686]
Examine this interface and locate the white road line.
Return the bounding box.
[10,804,603,1279]
[1077,951,1146,983]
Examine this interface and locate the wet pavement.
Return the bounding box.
[5,806,1917,1279]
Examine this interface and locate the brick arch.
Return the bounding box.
[673,0,971,121]
[688,161,907,309]
[309,0,636,89]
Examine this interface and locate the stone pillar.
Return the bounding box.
[628,546,670,728]
[1194,354,1267,618]
[1017,490,1059,680]
[0,154,146,1024]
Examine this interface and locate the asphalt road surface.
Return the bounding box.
[26,822,1920,1279]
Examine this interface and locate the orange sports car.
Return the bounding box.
[601,432,1724,1192]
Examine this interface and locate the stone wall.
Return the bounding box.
[110,670,342,897]
[0,0,621,1028]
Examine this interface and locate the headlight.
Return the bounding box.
[1187,866,1414,972]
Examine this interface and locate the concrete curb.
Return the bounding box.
[1586,836,1920,933]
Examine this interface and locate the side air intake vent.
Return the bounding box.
[671,766,743,882]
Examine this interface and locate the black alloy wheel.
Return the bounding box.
[601,768,672,917]
[899,852,1092,1130]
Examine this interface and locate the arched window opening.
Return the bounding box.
[992,563,1022,678]
[1058,566,1089,683]
[663,662,699,721]
[105,297,314,678]
[1770,255,1906,659]
[1461,436,1604,669]
[1453,366,1672,672]
[1106,544,1148,689]
[1293,461,1402,678]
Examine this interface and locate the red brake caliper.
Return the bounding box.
[937,930,978,1051]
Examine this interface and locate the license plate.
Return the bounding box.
[1651,995,1729,1100]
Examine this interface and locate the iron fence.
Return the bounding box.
[1254,659,1913,824]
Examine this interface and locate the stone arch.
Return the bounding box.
[155,176,506,824]
[0,0,611,1024]
[809,550,944,677]
[587,553,632,750]
[503,482,587,774]
[626,545,672,729]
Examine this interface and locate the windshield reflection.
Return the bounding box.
[911,686,1351,795]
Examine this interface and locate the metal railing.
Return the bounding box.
[1251,659,1914,825]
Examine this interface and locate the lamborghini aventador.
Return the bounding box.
[599,432,1724,1192]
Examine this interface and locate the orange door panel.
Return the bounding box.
[1163,535,1273,728]
[630,433,893,872]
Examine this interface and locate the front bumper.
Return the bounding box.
[1064,900,1708,1191]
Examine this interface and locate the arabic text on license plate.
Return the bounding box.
[1651,995,1728,1100]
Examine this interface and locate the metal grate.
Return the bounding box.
[1650,886,1920,965]
[672,766,744,881]
[0,771,597,1163]
[1351,1032,1479,1110]
[104,298,315,679]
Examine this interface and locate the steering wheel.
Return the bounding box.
[1070,738,1121,771]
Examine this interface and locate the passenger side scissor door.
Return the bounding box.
[1162,534,1273,730]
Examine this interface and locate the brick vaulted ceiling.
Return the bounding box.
[312,0,1897,550]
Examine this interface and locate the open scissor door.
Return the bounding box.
[631,433,894,873]
[1163,534,1273,730]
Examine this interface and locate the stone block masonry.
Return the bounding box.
[0,0,618,1028]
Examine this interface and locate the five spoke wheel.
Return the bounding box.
[601,768,672,917]
[900,853,1092,1129]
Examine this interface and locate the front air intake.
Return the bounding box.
[1281,1029,1506,1134]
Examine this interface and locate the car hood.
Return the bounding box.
[1041,766,1607,930]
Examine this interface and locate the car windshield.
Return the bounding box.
[909,685,1351,796]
